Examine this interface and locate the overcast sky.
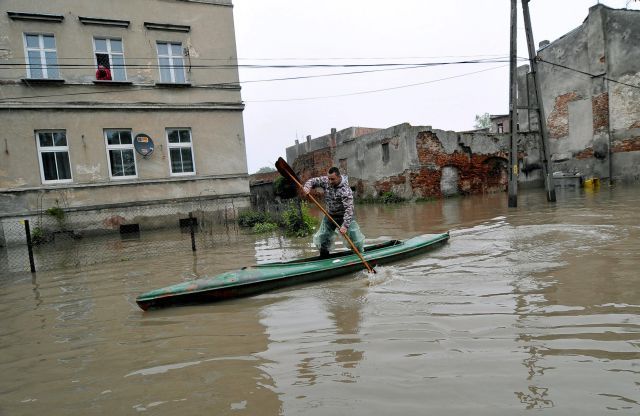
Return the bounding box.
[233,0,640,172]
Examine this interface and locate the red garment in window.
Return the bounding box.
[96,65,112,80]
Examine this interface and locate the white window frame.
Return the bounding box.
[156,41,186,83]
[35,130,73,184]
[166,128,196,176]
[92,37,127,81]
[104,129,138,180]
[23,33,59,79]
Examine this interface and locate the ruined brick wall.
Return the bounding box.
[547,92,583,139]
[289,128,537,200]
[591,92,609,134]
[291,147,334,184]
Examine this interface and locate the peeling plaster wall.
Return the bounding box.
[291,123,542,199]
[536,5,640,181]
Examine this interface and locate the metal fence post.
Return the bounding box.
[189,212,196,252]
[24,220,36,273]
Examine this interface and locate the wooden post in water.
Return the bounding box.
[522,0,556,202]
[508,0,518,207]
[24,219,36,273]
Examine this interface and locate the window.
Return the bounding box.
[105,129,137,178]
[156,42,186,83]
[382,142,390,163]
[497,123,504,133]
[166,129,195,175]
[24,34,59,79]
[93,38,126,81]
[36,131,72,183]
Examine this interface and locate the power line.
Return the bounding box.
[537,58,640,90]
[0,57,518,71]
[0,60,519,102]
[245,65,508,103]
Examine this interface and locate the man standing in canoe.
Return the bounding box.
[303,167,365,258]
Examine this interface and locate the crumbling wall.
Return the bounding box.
[291,123,542,199]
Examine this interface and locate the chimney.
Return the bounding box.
[330,128,337,148]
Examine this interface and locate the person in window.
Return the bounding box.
[303,167,365,258]
[96,65,112,80]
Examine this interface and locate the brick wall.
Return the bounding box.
[547,92,583,139]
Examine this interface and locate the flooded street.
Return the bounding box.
[1,186,639,415]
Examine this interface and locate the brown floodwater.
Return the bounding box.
[1,186,639,415]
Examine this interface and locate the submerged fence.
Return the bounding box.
[0,199,263,274]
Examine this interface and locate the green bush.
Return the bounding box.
[380,191,404,204]
[31,226,46,245]
[238,209,274,228]
[252,222,279,233]
[356,191,405,204]
[282,201,317,237]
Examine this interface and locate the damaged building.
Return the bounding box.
[287,125,542,199]
[287,4,639,198]
[519,4,640,182]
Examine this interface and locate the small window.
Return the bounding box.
[24,34,59,79]
[497,123,504,133]
[166,128,195,175]
[105,129,137,179]
[36,131,72,183]
[156,42,185,83]
[382,142,390,163]
[93,38,126,81]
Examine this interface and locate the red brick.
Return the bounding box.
[547,92,582,139]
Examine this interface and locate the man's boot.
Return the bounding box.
[319,248,330,259]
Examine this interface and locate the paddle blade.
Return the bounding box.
[275,157,301,185]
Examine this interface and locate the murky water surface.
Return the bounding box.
[1,186,639,415]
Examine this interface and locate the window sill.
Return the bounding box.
[155,82,192,88]
[93,80,133,85]
[21,78,65,85]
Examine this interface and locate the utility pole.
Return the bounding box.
[508,0,518,207]
[522,0,557,202]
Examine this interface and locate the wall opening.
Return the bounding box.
[440,166,460,196]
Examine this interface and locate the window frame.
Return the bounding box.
[92,37,127,81]
[104,129,138,180]
[156,41,186,83]
[35,130,73,184]
[23,33,59,79]
[166,128,196,176]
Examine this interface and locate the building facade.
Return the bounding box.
[0,0,249,239]
[518,4,640,182]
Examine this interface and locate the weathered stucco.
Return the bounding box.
[0,0,250,230]
[526,4,640,182]
[288,124,543,199]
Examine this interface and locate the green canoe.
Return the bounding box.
[136,232,449,310]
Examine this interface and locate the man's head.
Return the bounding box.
[327,167,341,187]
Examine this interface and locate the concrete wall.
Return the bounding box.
[291,123,543,199]
[0,0,251,228]
[533,5,640,182]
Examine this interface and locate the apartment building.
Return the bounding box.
[0,0,249,236]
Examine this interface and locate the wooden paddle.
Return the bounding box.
[275,157,376,274]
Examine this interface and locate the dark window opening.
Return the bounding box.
[497,123,504,133]
[95,53,112,80]
[382,142,390,163]
[119,224,140,235]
